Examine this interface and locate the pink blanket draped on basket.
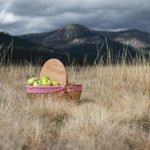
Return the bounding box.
[26,85,82,99]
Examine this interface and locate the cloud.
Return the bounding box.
[0,0,150,35]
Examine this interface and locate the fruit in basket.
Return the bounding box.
[39,79,42,84]
[52,81,60,86]
[41,76,50,81]
[42,79,52,86]
[28,77,39,86]
[33,80,42,86]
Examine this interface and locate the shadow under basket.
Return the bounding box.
[26,84,82,103]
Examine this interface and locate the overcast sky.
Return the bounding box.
[0,0,150,35]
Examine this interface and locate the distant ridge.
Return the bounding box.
[19,24,148,63]
[0,32,66,64]
[20,24,150,50]
[94,29,150,49]
[1,24,150,64]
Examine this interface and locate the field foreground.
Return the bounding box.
[0,63,150,150]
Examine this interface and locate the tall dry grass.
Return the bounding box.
[1,57,150,149]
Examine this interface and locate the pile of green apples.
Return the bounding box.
[27,76,60,86]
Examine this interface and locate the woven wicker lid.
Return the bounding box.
[40,59,68,85]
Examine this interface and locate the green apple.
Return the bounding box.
[42,79,52,86]
[28,77,39,86]
[52,81,60,86]
[41,76,50,81]
[39,79,42,85]
[33,80,42,86]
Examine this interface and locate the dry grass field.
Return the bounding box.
[1,59,150,150]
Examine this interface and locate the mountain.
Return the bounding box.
[20,24,141,63]
[0,32,67,64]
[20,24,92,48]
[20,24,103,49]
[95,29,150,50]
[1,24,149,65]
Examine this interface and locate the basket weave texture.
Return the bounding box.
[26,85,82,103]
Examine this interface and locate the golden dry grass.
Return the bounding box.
[1,62,150,150]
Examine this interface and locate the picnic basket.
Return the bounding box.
[26,59,82,103]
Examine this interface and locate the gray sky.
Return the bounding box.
[0,0,150,35]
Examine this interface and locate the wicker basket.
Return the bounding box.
[26,59,82,103]
[26,84,82,103]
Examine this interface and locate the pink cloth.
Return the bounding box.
[26,85,82,99]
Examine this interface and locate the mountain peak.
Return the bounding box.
[59,24,89,31]
[48,24,92,42]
